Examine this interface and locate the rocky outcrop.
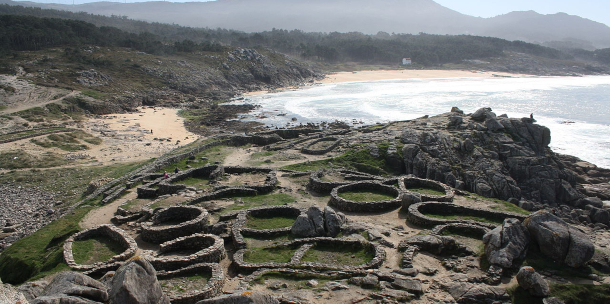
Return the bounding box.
[448,282,511,304]
[400,108,584,206]
[291,206,346,237]
[32,272,109,304]
[483,218,530,268]
[0,278,28,303]
[195,291,280,304]
[517,266,550,297]
[524,211,595,268]
[109,258,170,304]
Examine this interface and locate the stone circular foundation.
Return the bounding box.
[301,137,342,155]
[401,177,454,202]
[233,237,385,271]
[329,181,402,212]
[157,262,225,304]
[151,233,225,271]
[63,224,137,272]
[406,201,527,229]
[232,206,303,249]
[141,206,208,244]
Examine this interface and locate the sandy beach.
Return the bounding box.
[320,69,507,83]
[243,69,525,96]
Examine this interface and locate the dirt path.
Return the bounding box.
[79,191,137,229]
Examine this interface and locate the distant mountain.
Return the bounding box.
[6,0,610,48]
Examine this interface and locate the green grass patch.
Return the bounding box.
[243,231,297,248]
[246,215,297,230]
[338,189,396,201]
[422,213,504,225]
[301,243,374,266]
[122,198,151,211]
[464,191,530,215]
[159,145,232,172]
[551,284,610,304]
[407,187,446,196]
[0,161,150,206]
[0,150,68,169]
[72,236,125,265]
[80,89,106,100]
[243,245,297,263]
[522,247,601,279]
[0,206,92,284]
[30,130,101,151]
[281,143,399,175]
[15,103,84,122]
[0,127,68,142]
[221,193,296,214]
[172,176,213,190]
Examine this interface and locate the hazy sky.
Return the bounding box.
[16,0,610,26]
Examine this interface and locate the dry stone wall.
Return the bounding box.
[141,206,208,244]
[63,225,137,272]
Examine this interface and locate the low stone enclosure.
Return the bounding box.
[407,201,527,229]
[157,262,225,304]
[136,165,278,199]
[329,181,403,212]
[150,233,226,271]
[63,225,137,273]
[233,237,385,271]
[232,206,303,249]
[301,136,342,155]
[141,206,209,244]
[399,176,455,202]
[308,169,383,194]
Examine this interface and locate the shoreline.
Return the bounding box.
[243,69,529,96]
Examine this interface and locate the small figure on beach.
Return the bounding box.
[164,171,169,179]
[151,129,153,134]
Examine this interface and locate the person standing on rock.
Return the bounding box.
[174,167,179,174]
[164,171,169,179]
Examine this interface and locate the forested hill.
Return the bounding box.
[7,0,610,49]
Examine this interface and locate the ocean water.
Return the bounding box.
[234,76,610,168]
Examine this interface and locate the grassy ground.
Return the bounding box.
[30,130,102,152]
[72,236,125,265]
[522,247,601,279]
[160,272,212,294]
[220,193,296,214]
[300,243,374,266]
[246,215,297,230]
[282,143,399,175]
[508,284,610,304]
[121,198,152,211]
[0,150,68,169]
[407,187,446,196]
[338,189,396,201]
[463,192,530,215]
[0,161,150,206]
[0,206,92,284]
[243,245,297,264]
[0,127,68,142]
[159,145,232,173]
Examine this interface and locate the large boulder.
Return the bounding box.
[291,213,316,237]
[32,272,108,304]
[1,278,28,304]
[524,211,595,268]
[307,206,325,236]
[324,206,346,237]
[483,218,530,268]
[109,257,170,304]
[448,282,510,304]
[516,266,550,297]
